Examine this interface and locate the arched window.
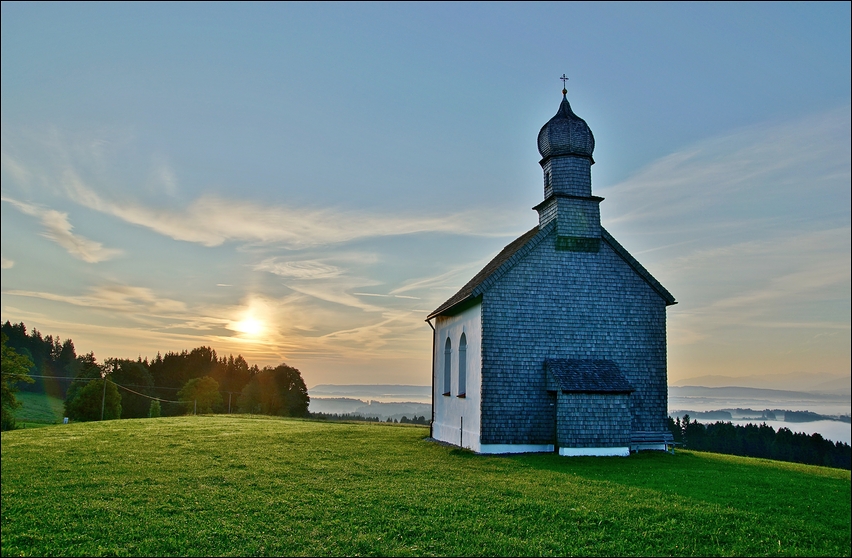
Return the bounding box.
[458,333,467,397]
[443,337,452,396]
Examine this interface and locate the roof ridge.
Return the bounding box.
[426,222,553,319]
[470,222,554,298]
[427,223,676,320]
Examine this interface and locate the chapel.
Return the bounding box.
[427,86,676,456]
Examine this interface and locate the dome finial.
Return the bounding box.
[537,77,595,162]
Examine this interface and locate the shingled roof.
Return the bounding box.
[426,224,546,319]
[545,359,634,394]
[601,229,676,305]
[426,224,676,320]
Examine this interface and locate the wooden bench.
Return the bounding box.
[630,431,675,453]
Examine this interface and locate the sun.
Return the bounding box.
[233,316,264,338]
[228,298,271,341]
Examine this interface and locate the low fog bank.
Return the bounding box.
[309,384,431,404]
[669,385,851,416]
[309,396,430,422]
[669,386,851,445]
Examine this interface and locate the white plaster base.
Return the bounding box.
[559,446,630,457]
[479,443,554,454]
[432,421,478,451]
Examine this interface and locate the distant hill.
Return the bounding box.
[670,372,851,394]
[669,385,850,401]
[309,384,431,402]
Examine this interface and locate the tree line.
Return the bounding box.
[1,321,309,429]
[668,415,851,470]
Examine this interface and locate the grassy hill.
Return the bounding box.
[11,391,65,427]
[1,416,849,556]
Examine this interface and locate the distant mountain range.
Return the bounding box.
[309,384,431,402]
[670,372,850,394]
[669,385,850,401]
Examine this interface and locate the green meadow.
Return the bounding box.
[1,416,849,557]
[10,391,65,428]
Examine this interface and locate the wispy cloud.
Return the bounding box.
[1,257,13,269]
[148,155,178,197]
[389,264,476,296]
[284,281,386,313]
[2,133,527,251]
[665,227,851,349]
[4,284,188,317]
[254,258,343,279]
[1,196,122,263]
[54,168,520,248]
[317,311,424,353]
[353,292,421,300]
[599,104,851,231]
[1,151,32,187]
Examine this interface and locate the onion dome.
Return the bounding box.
[537,93,595,161]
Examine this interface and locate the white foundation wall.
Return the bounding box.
[432,303,482,452]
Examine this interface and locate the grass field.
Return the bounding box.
[10,391,65,428]
[1,416,849,557]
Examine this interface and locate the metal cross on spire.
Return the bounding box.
[560,73,569,95]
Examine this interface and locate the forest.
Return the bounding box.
[668,415,851,470]
[1,321,309,429]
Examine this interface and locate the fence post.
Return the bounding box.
[194,399,197,415]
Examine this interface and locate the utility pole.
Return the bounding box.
[228,392,232,414]
[101,377,107,421]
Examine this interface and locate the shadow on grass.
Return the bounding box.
[503,448,850,514]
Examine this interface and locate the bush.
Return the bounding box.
[66,379,122,422]
[148,400,161,418]
[177,376,221,414]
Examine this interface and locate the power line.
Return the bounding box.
[23,374,182,403]
[107,379,181,404]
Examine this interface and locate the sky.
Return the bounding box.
[1,2,850,389]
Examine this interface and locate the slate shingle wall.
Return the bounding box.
[537,197,602,239]
[479,227,668,446]
[557,392,632,447]
[543,156,592,198]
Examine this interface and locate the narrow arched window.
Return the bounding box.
[458,333,467,397]
[443,337,452,396]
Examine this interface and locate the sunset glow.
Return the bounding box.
[233,317,264,339]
